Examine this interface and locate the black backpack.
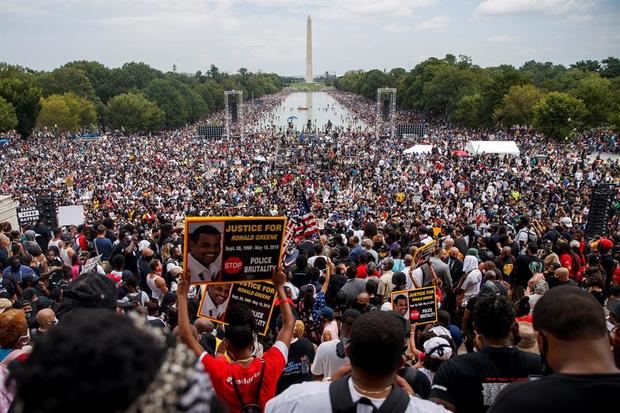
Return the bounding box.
[231,359,265,413]
[329,374,410,413]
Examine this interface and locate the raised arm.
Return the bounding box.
[177,272,204,358]
[274,268,295,347]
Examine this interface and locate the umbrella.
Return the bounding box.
[452,150,470,157]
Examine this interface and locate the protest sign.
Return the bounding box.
[197,281,277,336]
[81,255,102,275]
[391,286,438,325]
[185,216,287,284]
[413,240,436,267]
[17,206,40,227]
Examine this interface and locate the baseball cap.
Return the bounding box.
[0,298,12,313]
[560,217,573,228]
[319,306,334,319]
[423,336,453,360]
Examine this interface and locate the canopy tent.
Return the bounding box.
[403,145,433,155]
[464,140,520,156]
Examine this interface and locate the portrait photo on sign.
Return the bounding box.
[392,293,410,318]
[198,283,233,320]
[197,281,277,336]
[186,221,224,283]
[184,216,287,285]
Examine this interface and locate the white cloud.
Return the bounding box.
[487,34,518,43]
[475,0,597,16]
[416,16,449,30]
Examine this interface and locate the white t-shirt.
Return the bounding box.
[311,339,348,378]
[404,267,424,290]
[462,269,482,306]
[265,377,449,413]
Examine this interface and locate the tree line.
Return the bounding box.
[335,55,620,139]
[0,62,285,136]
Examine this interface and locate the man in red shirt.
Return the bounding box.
[178,269,294,413]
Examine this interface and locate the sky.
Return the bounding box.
[1,0,619,76]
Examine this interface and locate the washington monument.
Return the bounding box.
[306,15,313,83]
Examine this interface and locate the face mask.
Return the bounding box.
[11,263,20,271]
[144,255,153,262]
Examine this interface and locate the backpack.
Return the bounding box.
[329,374,410,413]
[1,349,26,412]
[518,228,538,250]
[230,359,265,413]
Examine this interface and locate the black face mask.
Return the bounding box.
[144,255,153,262]
[11,263,20,271]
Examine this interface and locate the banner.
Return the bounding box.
[413,240,436,267]
[391,286,438,325]
[17,206,40,227]
[197,281,277,336]
[184,216,287,284]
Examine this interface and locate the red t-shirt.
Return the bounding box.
[356,264,368,278]
[200,342,287,413]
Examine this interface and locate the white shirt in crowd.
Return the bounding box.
[311,339,349,378]
[404,266,424,290]
[265,377,449,413]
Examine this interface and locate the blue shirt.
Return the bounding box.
[2,265,36,283]
[94,237,113,261]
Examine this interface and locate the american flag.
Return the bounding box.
[284,189,319,245]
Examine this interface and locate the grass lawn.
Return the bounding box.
[288,82,326,91]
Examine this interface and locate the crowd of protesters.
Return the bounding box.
[1,89,620,412]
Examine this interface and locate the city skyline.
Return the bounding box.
[1,0,619,76]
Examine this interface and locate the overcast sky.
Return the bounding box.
[1,0,619,76]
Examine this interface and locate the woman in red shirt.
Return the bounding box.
[178,270,294,413]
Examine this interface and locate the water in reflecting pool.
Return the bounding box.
[257,92,366,132]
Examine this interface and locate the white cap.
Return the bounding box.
[423,337,453,360]
[560,217,573,228]
[380,302,393,311]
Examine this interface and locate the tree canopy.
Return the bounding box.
[335,54,620,139]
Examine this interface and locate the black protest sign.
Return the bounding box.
[413,240,436,267]
[185,216,287,284]
[17,206,40,227]
[197,281,277,336]
[391,286,438,325]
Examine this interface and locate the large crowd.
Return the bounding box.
[1,89,619,412]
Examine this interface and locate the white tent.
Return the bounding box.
[465,140,520,156]
[403,145,433,155]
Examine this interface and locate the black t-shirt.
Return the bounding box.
[512,254,533,287]
[276,337,315,394]
[430,347,542,413]
[488,373,620,413]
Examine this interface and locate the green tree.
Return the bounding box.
[453,94,485,128]
[479,65,528,126]
[533,92,586,140]
[570,60,600,72]
[571,73,613,127]
[38,66,96,100]
[609,111,620,134]
[144,78,189,127]
[600,57,620,78]
[106,92,164,133]
[63,93,97,129]
[63,61,113,102]
[37,94,79,132]
[493,84,544,127]
[421,65,482,116]
[0,75,42,137]
[0,96,18,131]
